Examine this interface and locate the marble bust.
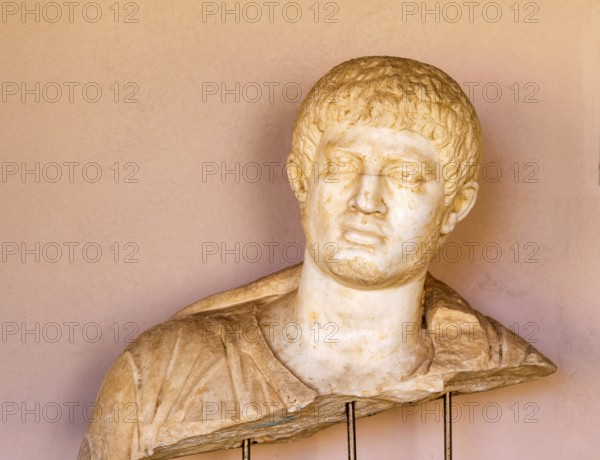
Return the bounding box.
[78,57,556,460]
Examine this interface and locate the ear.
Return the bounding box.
[287,158,308,206]
[440,181,479,235]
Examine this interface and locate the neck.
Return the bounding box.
[295,254,427,342]
[264,252,431,396]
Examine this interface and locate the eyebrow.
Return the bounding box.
[325,148,363,164]
[332,147,435,166]
[383,155,436,172]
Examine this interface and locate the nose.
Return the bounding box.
[348,174,387,215]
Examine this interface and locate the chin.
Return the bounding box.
[321,257,398,288]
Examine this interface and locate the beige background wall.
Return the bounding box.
[1,0,598,458]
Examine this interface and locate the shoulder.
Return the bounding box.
[171,263,302,319]
[81,303,264,459]
[92,302,260,397]
[96,263,301,400]
[423,273,556,392]
[124,302,260,365]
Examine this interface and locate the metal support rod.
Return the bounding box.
[242,438,251,460]
[346,401,357,460]
[443,393,452,460]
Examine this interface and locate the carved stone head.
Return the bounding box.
[287,56,482,287]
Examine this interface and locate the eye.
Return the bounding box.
[386,162,426,187]
[325,152,360,176]
[337,157,360,174]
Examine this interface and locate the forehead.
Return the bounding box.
[319,123,440,163]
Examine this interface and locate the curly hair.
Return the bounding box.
[287,56,482,205]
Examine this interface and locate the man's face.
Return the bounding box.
[302,123,448,288]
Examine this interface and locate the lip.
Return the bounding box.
[342,226,384,246]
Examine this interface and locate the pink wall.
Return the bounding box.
[1,0,598,458]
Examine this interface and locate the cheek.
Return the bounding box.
[388,186,446,234]
[303,187,337,239]
[414,194,445,223]
[313,182,351,220]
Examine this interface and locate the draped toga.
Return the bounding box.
[78,263,556,460]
